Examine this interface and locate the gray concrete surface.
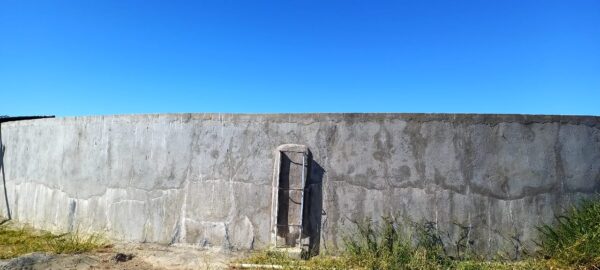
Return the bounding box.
[1,113,599,256]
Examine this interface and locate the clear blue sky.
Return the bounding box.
[1,1,598,116]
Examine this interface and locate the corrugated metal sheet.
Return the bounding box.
[0,116,55,123]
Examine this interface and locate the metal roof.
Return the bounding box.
[0,116,55,123]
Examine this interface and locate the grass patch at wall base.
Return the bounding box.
[0,222,104,259]
[238,197,600,269]
[538,198,600,268]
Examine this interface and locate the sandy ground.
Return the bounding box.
[0,243,246,270]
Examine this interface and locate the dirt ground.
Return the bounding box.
[0,243,245,270]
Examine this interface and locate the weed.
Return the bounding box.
[238,196,600,269]
[537,197,600,268]
[0,222,104,259]
[343,216,413,269]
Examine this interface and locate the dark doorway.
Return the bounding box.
[271,144,323,256]
[276,151,306,247]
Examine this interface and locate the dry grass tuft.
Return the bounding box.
[0,221,104,259]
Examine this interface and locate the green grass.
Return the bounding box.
[341,217,446,269]
[238,250,552,270]
[238,250,350,269]
[0,222,104,259]
[537,198,600,268]
[238,197,600,269]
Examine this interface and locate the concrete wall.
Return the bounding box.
[1,114,599,256]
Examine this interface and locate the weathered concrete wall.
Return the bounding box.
[1,114,599,256]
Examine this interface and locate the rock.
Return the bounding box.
[113,253,134,262]
[0,252,54,270]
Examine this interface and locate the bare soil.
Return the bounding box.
[0,243,243,270]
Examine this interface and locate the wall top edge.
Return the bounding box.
[2,113,600,128]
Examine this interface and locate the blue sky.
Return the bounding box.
[1,0,598,116]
